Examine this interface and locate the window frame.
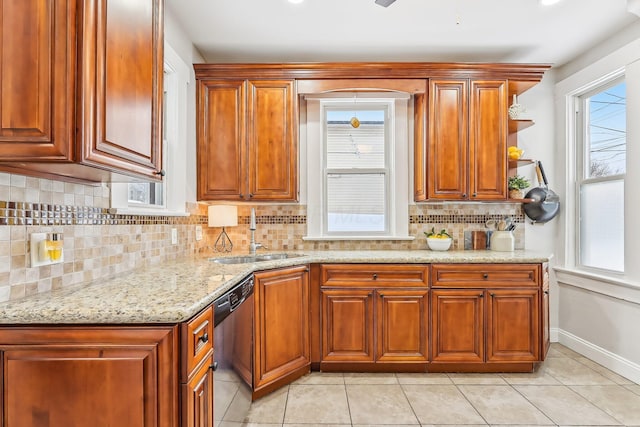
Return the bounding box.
[303,92,412,241]
[573,73,626,275]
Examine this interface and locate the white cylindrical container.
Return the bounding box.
[490,231,515,251]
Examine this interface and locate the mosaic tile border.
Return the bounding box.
[0,201,207,226]
[239,215,307,225]
[0,200,525,227]
[410,213,525,224]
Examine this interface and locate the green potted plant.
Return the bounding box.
[508,175,531,199]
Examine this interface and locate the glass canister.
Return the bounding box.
[490,231,514,252]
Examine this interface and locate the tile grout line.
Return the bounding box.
[280,384,291,426]
[395,373,423,426]
[343,379,354,427]
[450,377,492,427]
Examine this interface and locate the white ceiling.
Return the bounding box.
[167,0,639,67]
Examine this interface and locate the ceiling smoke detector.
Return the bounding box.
[375,0,397,7]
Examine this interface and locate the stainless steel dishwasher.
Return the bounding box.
[213,275,254,424]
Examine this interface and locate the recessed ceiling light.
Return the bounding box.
[540,0,562,5]
[288,0,304,4]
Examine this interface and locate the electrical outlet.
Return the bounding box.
[195,225,203,241]
[171,228,178,245]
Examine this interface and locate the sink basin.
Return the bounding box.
[209,253,304,265]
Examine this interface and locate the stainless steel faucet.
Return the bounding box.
[249,208,265,255]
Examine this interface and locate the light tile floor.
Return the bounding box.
[218,344,640,427]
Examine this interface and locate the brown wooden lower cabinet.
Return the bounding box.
[321,287,429,368]
[541,263,551,359]
[431,289,540,365]
[486,289,539,362]
[0,262,549,426]
[322,289,375,362]
[431,289,485,363]
[319,263,430,370]
[0,327,177,427]
[183,353,214,427]
[377,289,429,362]
[429,263,544,372]
[253,266,311,398]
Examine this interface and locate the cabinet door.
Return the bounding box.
[0,327,176,427]
[0,0,75,159]
[376,289,428,362]
[247,80,298,201]
[197,80,247,200]
[254,266,310,391]
[78,0,164,179]
[428,79,468,200]
[469,80,508,200]
[322,289,375,362]
[486,289,539,362]
[431,289,484,363]
[541,264,550,359]
[183,354,214,427]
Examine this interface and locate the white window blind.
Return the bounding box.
[325,110,388,234]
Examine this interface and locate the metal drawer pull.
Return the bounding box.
[483,273,489,279]
[373,273,378,280]
[198,332,209,344]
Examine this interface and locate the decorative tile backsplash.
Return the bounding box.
[1,171,526,302]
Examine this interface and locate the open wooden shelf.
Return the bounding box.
[508,119,534,133]
[515,198,536,204]
[508,158,535,168]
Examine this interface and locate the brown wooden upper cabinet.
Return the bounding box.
[424,79,508,201]
[196,79,298,201]
[0,0,164,183]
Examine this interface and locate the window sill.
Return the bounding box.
[554,267,640,304]
[108,208,190,217]
[303,235,415,241]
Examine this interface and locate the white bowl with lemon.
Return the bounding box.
[424,228,452,251]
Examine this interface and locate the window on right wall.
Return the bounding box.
[576,77,626,273]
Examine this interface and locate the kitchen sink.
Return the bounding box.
[209,253,304,265]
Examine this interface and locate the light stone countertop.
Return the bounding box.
[0,250,551,325]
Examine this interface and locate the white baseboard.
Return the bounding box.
[551,327,560,343]
[558,329,640,384]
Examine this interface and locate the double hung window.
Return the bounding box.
[325,106,388,234]
[304,93,410,240]
[576,77,626,273]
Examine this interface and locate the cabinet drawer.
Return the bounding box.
[432,264,540,288]
[321,264,429,288]
[181,306,214,379]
